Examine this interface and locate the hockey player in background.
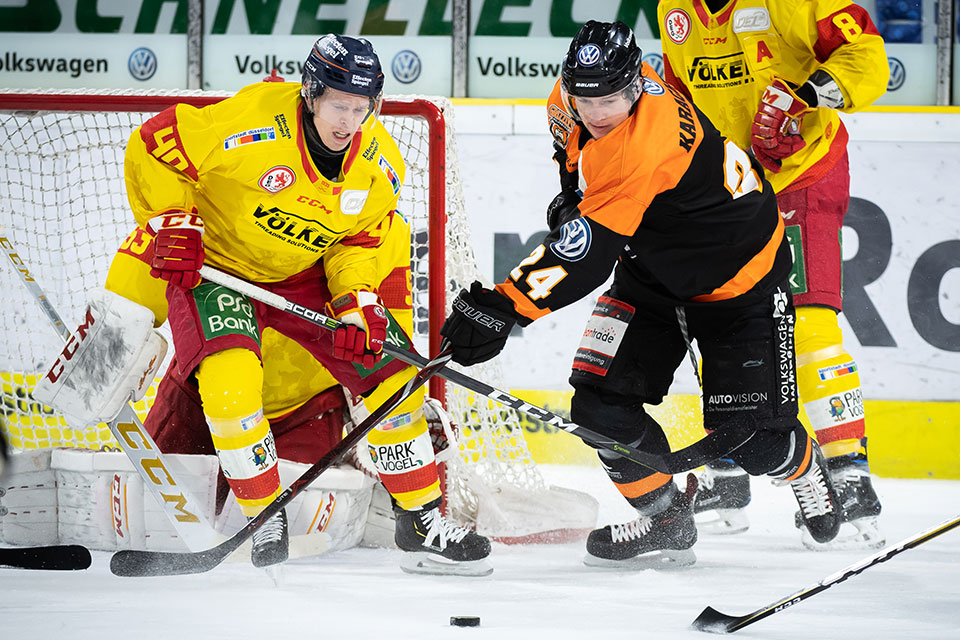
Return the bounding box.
[119,35,489,573]
[442,21,843,568]
[658,0,888,549]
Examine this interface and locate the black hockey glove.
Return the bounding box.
[545,189,583,230]
[441,281,518,366]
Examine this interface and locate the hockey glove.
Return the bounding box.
[751,77,811,174]
[326,290,388,369]
[546,189,583,231]
[440,281,518,367]
[147,212,205,289]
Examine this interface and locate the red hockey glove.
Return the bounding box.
[326,290,388,369]
[147,212,205,289]
[440,281,518,367]
[751,77,811,173]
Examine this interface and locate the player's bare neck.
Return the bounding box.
[302,103,347,181]
[704,0,731,14]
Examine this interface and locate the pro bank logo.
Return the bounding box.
[128,47,157,81]
[392,50,421,84]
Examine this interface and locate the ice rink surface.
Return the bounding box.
[2,464,958,640]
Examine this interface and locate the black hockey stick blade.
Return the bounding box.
[0,545,92,571]
[110,349,453,577]
[690,513,960,633]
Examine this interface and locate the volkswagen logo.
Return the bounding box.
[391,50,421,84]
[128,47,157,81]
[642,53,663,77]
[577,44,602,67]
[887,57,905,91]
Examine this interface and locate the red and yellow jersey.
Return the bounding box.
[105,212,414,420]
[499,68,790,323]
[658,0,887,192]
[125,81,406,298]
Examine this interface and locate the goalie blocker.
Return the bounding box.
[32,288,167,428]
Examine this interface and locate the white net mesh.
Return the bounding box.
[0,89,592,539]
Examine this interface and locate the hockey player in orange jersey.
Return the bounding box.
[658,0,888,549]
[120,35,490,574]
[442,21,843,568]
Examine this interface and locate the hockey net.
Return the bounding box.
[0,89,596,543]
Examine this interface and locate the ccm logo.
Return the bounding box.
[45,307,97,383]
[112,474,126,538]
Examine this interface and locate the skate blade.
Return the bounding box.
[262,563,285,586]
[583,548,696,571]
[399,552,493,577]
[800,517,885,551]
[695,508,749,535]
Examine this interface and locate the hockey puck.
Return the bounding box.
[450,616,480,627]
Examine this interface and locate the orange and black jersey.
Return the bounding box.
[497,65,791,323]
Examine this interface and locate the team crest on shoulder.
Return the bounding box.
[258,165,295,193]
[550,218,592,262]
[642,78,665,95]
[664,9,692,45]
[378,155,401,195]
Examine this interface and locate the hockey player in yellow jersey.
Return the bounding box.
[658,0,888,549]
[122,35,490,574]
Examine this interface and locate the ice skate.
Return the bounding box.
[395,498,493,577]
[797,449,884,551]
[584,476,698,570]
[775,442,841,544]
[250,509,289,569]
[693,459,751,535]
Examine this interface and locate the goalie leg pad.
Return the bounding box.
[31,288,167,427]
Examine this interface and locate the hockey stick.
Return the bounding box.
[0,544,92,571]
[198,266,751,475]
[1,230,219,552]
[691,513,960,633]
[109,348,453,577]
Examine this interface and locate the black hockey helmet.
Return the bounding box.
[561,21,642,99]
[301,34,384,116]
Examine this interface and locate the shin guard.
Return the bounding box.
[197,349,281,517]
[795,307,865,457]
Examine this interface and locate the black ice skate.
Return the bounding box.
[693,458,751,535]
[250,509,289,568]
[796,446,884,551]
[584,476,698,570]
[775,442,841,544]
[394,498,492,576]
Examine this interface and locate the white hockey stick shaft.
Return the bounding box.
[1,230,218,552]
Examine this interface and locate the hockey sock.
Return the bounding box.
[598,443,675,514]
[197,348,280,517]
[795,306,866,458]
[367,412,441,510]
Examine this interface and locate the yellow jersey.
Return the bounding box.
[125,81,406,298]
[657,0,887,192]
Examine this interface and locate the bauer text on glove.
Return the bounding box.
[440,281,519,366]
